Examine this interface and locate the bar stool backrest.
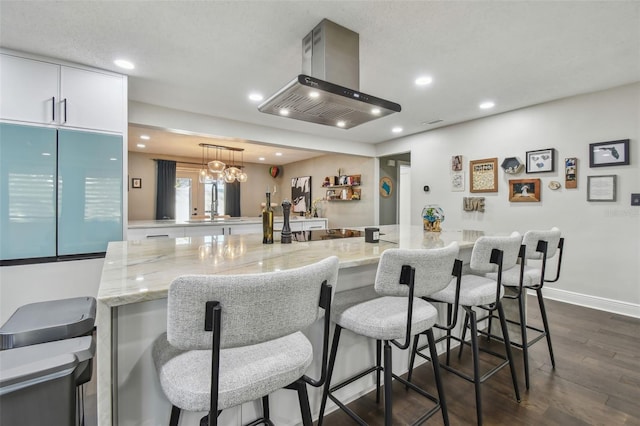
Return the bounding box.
[374,242,459,298]
[166,256,339,350]
[469,232,522,273]
[523,227,561,260]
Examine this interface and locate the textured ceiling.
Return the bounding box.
[1,1,639,162]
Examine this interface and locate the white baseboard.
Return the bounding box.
[529,287,640,318]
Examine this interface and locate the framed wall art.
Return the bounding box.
[526,148,555,173]
[132,178,142,189]
[451,171,465,192]
[469,158,498,193]
[587,175,617,201]
[379,176,393,197]
[565,157,577,189]
[291,176,311,212]
[451,155,463,171]
[508,178,541,202]
[589,139,629,167]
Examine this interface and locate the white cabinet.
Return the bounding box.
[183,226,223,238]
[304,219,328,230]
[0,54,59,124]
[0,53,124,133]
[227,223,262,235]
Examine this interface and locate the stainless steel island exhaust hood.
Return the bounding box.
[258,19,401,129]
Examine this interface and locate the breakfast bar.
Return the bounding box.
[96,226,480,425]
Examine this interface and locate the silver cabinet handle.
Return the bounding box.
[309,225,323,229]
[146,234,169,238]
[61,98,67,123]
[51,97,55,122]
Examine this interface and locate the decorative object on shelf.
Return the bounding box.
[501,157,524,174]
[463,197,485,212]
[589,139,630,167]
[451,155,463,171]
[379,176,393,197]
[526,148,555,173]
[548,181,561,190]
[281,200,292,244]
[262,189,274,244]
[469,158,498,193]
[291,176,311,213]
[269,166,280,178]
[509,178,541,202]
[451,171,464,192]
[132,178,142,189]
[587,175,617,201]
[565,157,577,188]
[422,205,445,232]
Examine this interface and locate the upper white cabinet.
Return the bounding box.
[0,53,125,133]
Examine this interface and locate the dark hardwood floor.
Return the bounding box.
[319,296,640,425]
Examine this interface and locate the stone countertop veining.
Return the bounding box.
[97,225,479,308]
[127,216,327,228]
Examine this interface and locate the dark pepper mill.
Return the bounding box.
[281,200,292,244]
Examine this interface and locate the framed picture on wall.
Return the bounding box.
[589,139,630,167]
[526,148,555,173]
[469,158,498,193]
[508,178,541,202]
[132,178,142,189]
[291,176,311,213]
[587,175,617,201]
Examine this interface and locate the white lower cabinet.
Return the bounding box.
[183,226,222,238]
[127,227,185,240]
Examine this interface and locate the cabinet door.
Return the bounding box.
[57,129,123,255]
[0,123,57,260]
[0,54,59,125]
[60,66,124,132]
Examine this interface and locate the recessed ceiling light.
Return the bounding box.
[140,135,150,140]
[415,76,433,86]
[275,152,283,156]
[392,127,403,133]
[309,91,320,98]
[371,108,381,115]
[114,59,135,70]
[249,93,264,102]
[279,109,289,116]
[479,101,495,110]
[258,157,265,161]
[336,120,346,128]
[136,143,146,148]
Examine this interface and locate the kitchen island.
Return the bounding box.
[96,226,479,425]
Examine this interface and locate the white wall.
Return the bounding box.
[378,83,640,313]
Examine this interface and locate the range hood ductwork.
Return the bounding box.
[258,19,401,129]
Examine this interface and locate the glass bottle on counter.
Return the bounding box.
[262,191,274,244]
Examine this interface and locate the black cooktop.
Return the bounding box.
[290,228,363,242]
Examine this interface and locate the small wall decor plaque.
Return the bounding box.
[451,171,464,192]
[463,197,485,212]
[379,176,393,197]
[501,157,524,174]
[132,178,142,189]
[451,155,463,171]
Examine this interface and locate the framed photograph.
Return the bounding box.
[565,157,577,189]
[509,178,541,202]
[132,178,142,189]
[291,176,311,212]
[589,139,630,167]
[587,175,617,201]
[526,148,555,173]
[451,155,463,171]
[469,158,498,193]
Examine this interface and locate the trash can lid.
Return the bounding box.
[0,336,93,390]
[0,297,96,350]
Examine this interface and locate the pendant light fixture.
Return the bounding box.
[208,146,226,175]
[237,150,248,182]
[198,144,209,183]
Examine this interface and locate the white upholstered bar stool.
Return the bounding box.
[485,227,564,389]
[152,256,339,426]
[318,243,461,426]
[408,233,523,426]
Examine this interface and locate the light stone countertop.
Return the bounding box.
[97,225,479,307]
[128,216,326,228]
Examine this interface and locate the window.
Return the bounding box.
[176,168,225,219]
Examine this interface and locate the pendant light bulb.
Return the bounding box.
[237,172,248,182]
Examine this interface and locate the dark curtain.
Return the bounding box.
[155,160,176,220]
[225,181,241,217]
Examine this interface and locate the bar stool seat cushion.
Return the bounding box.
[153,331,312,412]
[431,275,505,307]
[332,289,438,341]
